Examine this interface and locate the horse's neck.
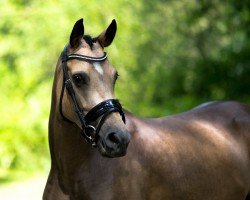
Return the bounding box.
[48,68,92,172]
[123,110,138,134]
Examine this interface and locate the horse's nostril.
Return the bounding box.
[107,132,120,144]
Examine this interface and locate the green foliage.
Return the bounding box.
[0,0,249,180]
[123,0,250,116]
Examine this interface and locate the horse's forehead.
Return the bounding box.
[74,41,104,57]
[68,46,113,76]
[68,40,112,75]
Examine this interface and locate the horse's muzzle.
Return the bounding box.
[97,130,130,158]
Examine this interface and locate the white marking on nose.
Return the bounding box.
[93,62,103,75]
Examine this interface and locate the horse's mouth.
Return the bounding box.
[97,139,127,158]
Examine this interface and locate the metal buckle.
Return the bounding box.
[84,125,97,147]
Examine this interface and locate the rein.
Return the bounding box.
[59,46,125,147]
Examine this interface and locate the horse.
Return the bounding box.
[43,18,250,200]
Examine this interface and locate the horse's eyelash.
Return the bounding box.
[116,72,120,78]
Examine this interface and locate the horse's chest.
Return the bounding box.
[72,158,145,199]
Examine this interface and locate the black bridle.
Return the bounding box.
[59,46,126,147]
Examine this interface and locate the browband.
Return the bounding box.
[67,53,107,62]
[61,46,107,63]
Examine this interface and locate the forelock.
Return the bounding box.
[83,35,94,48]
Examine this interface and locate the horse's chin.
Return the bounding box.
[97,140,127,158]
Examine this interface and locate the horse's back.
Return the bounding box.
[125,101,250,200]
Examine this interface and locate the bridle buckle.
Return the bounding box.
[84,125,97,147]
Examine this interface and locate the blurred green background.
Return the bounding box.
[0,0,249,182]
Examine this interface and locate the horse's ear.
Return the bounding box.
[96,19,117,47]
[70,18,84,49]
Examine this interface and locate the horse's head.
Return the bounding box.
[59,19,130,158]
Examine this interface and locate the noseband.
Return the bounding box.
[59,46,126,147]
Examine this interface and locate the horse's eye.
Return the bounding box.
[72,73,89,87]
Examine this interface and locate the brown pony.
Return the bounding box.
[43,19,250,200]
